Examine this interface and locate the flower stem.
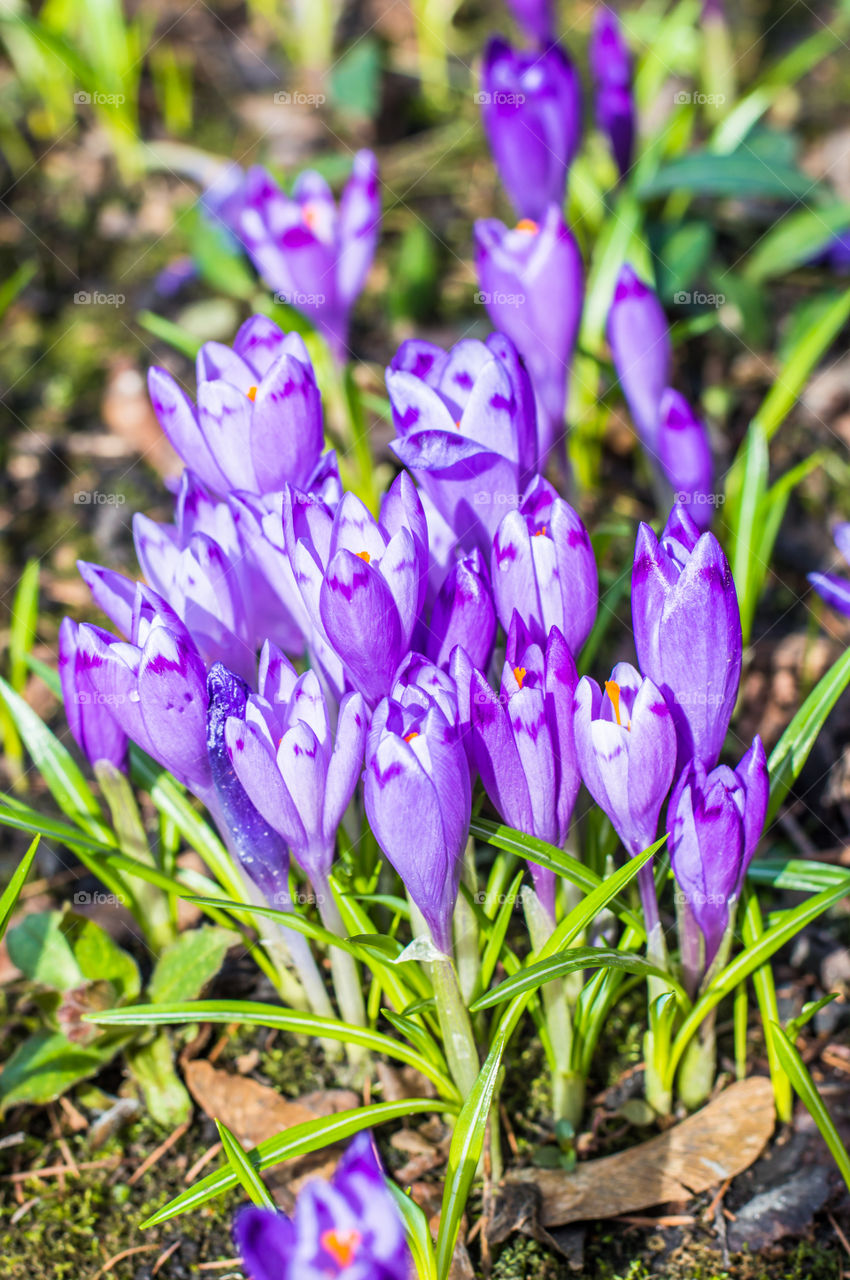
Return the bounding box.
[430,952,481,1100]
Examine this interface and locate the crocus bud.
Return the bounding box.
[808,523,850,617]
[148,315,325,498]
[222,151,380,361]
[632,505,742,771]
[462,623,579,917]
[656,389,714,531]
[505,0,555,44]
[480,37,581,221]
[492,475,598,656]
[573,662,677,857]
[669,735,768,973]
[589,9,635,179]
[474,207,583,464]
[224,643,367,889]
[387,334,537,554]
[425,550,497,672]
[58,617,128,771]
[606,264,671,453]
[234,1132,411,1280]
[206,663,291,907]
[364,689,471,953]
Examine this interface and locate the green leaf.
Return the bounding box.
[0,835,39,942]
[125,1031,192,1128]
[7,910,84,990]
[136,309,203,358]
[639,149,815,200]
[9,559,39,693]
[149,926,235,1005]
[87,1001,460,1102]
[216,1119,276,1209]
[727,420,768,643]
[469,948,688,1013]
[772,1023,850,1193]
[744,203,850,283]
[329,37,381,118]
[766,646,850,823]
[387,1181,438,1280]
[752,288,850,442]
[747,857,850,894]
[741,890,791,1123]
[141,1099,454,1227]
[0,675,107,835]
[0,1030,109,1109]
[68,914,141,1002]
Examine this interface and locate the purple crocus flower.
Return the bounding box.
[506,0,555,43]
[491,474,598,657]
[669,735,768,983]
[632,505,742,771]
[234,1132,411,1280]
[386,334,537,556]
[606,265,672,454]
[284,476,427,706]
[460,621,579,918]
[808,523,850,616]
[148,315,326,498]
[364,683,471,953]
[73,590,212,795]
[58,617,128,770]
[224,642,367,894]
[480,37,581,221]
[227,151,380,361]
[656,389,714,531]
[474,207,583,464]
[589,9,635,179]
[423,549,497,673]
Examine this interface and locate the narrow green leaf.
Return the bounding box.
[216,1119,276,1208]
[469,948,688,1013]
[639,150,815,200]
[744,204,850,283]
[140,1100,454,1227]
[387,1181,438,1280]
[766,646,850,823]
[772,1023,850,1193]
[747,857,850,894]
[741,890,791,1122]
[9,559,39,693]
[753,288,850,441]
[136,309,203,358]
[0,835,39,941]
[728,421,768,642]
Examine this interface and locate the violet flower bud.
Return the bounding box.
[669,735,768,973]
[148,315,326,498]
[656,389,714,531]
[234,1132,411,1280]
[573,662,677,858]
[491,474,598,656]
[589,8,635,179]
[461,622,579,917]
[480,37,581,221]
[808,523,850,617]
[425,549,497,673]
[58,617,128,771]
[364,687,471,953]
[606,264,672,453]
[505,0,555,44]
[632,505,742,771]
[224,643,367,889]
[474,207,583,464]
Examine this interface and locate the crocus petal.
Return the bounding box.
[319,550,404,705]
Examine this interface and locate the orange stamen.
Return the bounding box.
[246,385,258,402]
[357,550,371,563]
[515,218,539,233]
[320,1227,361,1268]
[604,680,630,730]
[404,730,419,743]
[533,525,547,536]
[302,201,320,230]
[513,666,526,689]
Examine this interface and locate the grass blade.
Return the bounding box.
[772,1023,850,1193]
[0,836,39,941]
[215,1119,276,1208]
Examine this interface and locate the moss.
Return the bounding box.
[490,1236,571,1280]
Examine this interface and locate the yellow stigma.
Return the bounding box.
[534,525,547,537]
[404,730,419,743]
[246,385,258,402]
[356,550,371,563]
[515,218,539,233]
[605,680,630,730]
[513,665,526,689]
[320,1227,361,1268]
